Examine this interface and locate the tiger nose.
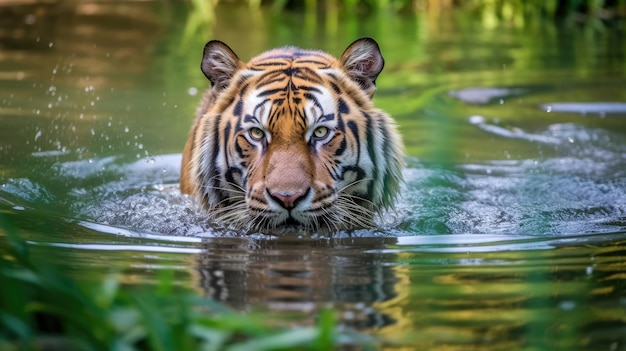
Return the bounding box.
[268,188,309,209]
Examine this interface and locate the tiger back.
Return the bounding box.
[180,38,404,233]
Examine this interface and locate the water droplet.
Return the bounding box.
[24,14,36,25]
[559,300,576,311]
[48,42,54,48]
[498,99,504,105]
[188,87,198,96]
[124,126,129,133]
[586,266,593,275]
[34,130,42,141]
[469,115,485,124]
[545,105,552,113]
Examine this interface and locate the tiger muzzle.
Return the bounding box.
[263,145,314,210]
[267,188,310,209]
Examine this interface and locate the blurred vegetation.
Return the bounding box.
[189,0,626,18]
[0,215,372,351]
[183,0,625,48]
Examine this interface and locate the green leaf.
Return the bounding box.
[0,312,32,340]
[96,274,120,309]
[312,309,335,351]
[226,328,319,351]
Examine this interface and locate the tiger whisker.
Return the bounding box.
[336,177,372,194]
[334,196,375,228]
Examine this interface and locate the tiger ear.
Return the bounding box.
[340,38,385,98]
[201,40,243,91]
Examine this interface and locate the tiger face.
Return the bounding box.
[180,38,403,234]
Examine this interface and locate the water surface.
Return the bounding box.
[1,2,625,350]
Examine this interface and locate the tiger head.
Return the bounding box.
[180,38,403,234]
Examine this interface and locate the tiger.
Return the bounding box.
[180,38,404,234]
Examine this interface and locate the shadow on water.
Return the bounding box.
[1,1,626,349]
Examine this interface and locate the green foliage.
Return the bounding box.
[0,215,369,351]
[189,0,625,17]
[181,0,624,45]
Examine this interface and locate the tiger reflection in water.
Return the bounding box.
[192,237,399,329]
[180,38,404,234]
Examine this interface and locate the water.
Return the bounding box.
[1,2,626,349]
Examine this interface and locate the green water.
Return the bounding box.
[1,2,626,350]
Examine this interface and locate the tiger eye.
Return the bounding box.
[313,126,329,139]
[249,127,265,140]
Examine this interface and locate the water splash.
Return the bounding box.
[2,119,626,238]
[397,120,626,235]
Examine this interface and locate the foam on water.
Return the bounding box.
[396,121,626,235]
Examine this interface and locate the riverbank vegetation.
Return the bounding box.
[192,0,625,19]
[184,0,625,46]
